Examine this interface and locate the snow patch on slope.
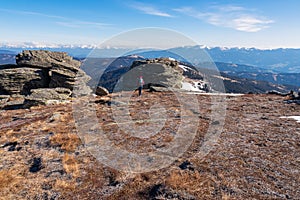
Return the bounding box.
[178,64,193,72]
[182,82,202,92]
[280,116,300,123]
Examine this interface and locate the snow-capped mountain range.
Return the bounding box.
[1,43,300,74]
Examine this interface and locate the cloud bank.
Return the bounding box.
[174,5,274,32]
[131,3,173,17]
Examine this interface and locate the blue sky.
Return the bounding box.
[0,0,300,48]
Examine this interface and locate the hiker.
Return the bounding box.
[138,76,144,96]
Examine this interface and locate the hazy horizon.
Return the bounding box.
[1,42,300,51]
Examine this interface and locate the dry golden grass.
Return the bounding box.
[55,179,76,191]
[0,169,15,190]
[0,93,299,199]
[221,194,232,200]
[166,169,215,197]
[3,129,14,137]
[62,153,79,177]
[108,173,151,200]
[0,130,21,144]
[50,133,81,152]
[0,168,25,199]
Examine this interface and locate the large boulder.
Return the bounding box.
[0,65,49,95]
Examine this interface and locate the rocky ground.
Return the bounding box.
[0,91,299,200]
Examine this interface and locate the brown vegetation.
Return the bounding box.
[50,133,81,152]
[0,92,299,199]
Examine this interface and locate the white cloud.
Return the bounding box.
[174,5,274,32]
[211,5,246,12]
[0,8,67,20]
[56,21,110,29]
[0,8,110,29]
[131,3,173,17]
[233,16,273,32]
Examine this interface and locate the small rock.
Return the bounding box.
[179,160,194,171]
[45,170,65,178]
[211,121,220,125]
[41,182,53,190]
[0,95,10,108]
[49,113,62,122]
[95,86,109,96]
[29,157,43,173]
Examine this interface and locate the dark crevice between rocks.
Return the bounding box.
[3,104,25,110]
[21,68,51,95]
[0,87,10,95]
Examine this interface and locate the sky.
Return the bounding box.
[0,0,300,49]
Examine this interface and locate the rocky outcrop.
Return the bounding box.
[16,50,90,91]
[267,90,293,96]
[283,90,300,105]
[268,90,300,105]
[0,50,91,107]
[97,57,207,93]
[114,58,184,92]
